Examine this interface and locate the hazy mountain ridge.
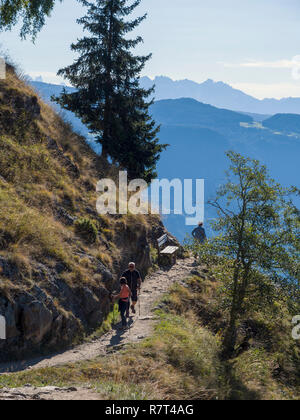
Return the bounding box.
[141,76,300,115]
[262,113,300,134]
[150,98,253,127]
[32,76,300,117]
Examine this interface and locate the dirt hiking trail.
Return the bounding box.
[0,257,200,400]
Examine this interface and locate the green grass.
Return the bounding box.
[88,304,120,340]
[75,218,99,244]
[0,282,223,400]
[0,274,299,400]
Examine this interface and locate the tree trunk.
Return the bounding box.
[102,4,114,163]
[222,264,251,359]
[222,263,241,359]
[222,310,238,359]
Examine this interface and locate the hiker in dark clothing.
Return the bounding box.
[111,277,131,329]
[192,222,207,263]
[192,222,207,244]
[122,262,142,315]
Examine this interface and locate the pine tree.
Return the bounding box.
[54,0,166,182]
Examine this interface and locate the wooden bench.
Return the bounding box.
[157,233,179,266]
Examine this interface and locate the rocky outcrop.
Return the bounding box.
[21,301,53,343]
[0,222,161,361]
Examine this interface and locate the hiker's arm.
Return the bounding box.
[192,229,196,238]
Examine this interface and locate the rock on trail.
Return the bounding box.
[0,386,101,401]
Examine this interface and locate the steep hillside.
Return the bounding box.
[262,113,300,134]
[30,81,84,136]
[0,65,172,361]
[30,81,100,153]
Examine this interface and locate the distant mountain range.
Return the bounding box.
[30,81,300,241]
[33,76,300,116]
[140,76,300,116]
[150,99,300,240]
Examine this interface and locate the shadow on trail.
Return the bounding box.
[107,317,135,349]
[0,348,73,374]
[0,318,136,374]
[0,259,194,375]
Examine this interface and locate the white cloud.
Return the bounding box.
[221,57,300,71]
[223,59,291,69]
[231,82,300,100]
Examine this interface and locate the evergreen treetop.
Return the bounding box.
[54,0,166,182]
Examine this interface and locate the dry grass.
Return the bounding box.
[0,64,155,273]
[0,306,222,400]
[0,185,69,261]
[0,273,299,400]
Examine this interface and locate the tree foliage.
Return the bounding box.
[54,0,166,182]
[0,0,61,39]
[186,151,300,357]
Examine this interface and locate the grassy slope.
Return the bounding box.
[1,65,106,288]
[1,272,299,400]
[0,65,161,349]
[0,66,298,400]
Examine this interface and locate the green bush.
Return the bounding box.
[75,218,98,244]
[150,246,158,265]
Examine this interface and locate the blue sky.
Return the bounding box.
[2,0,300,98]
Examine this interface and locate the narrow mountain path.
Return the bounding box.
[0,257,199,400]
[0,258,195,375]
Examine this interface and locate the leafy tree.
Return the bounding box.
[187,152,299,358]
[0,0,61,39]
[54,0,166,183]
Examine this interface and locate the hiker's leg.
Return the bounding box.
[131,290,138,314]
[131,301,137,314]
[119,301,127,327]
